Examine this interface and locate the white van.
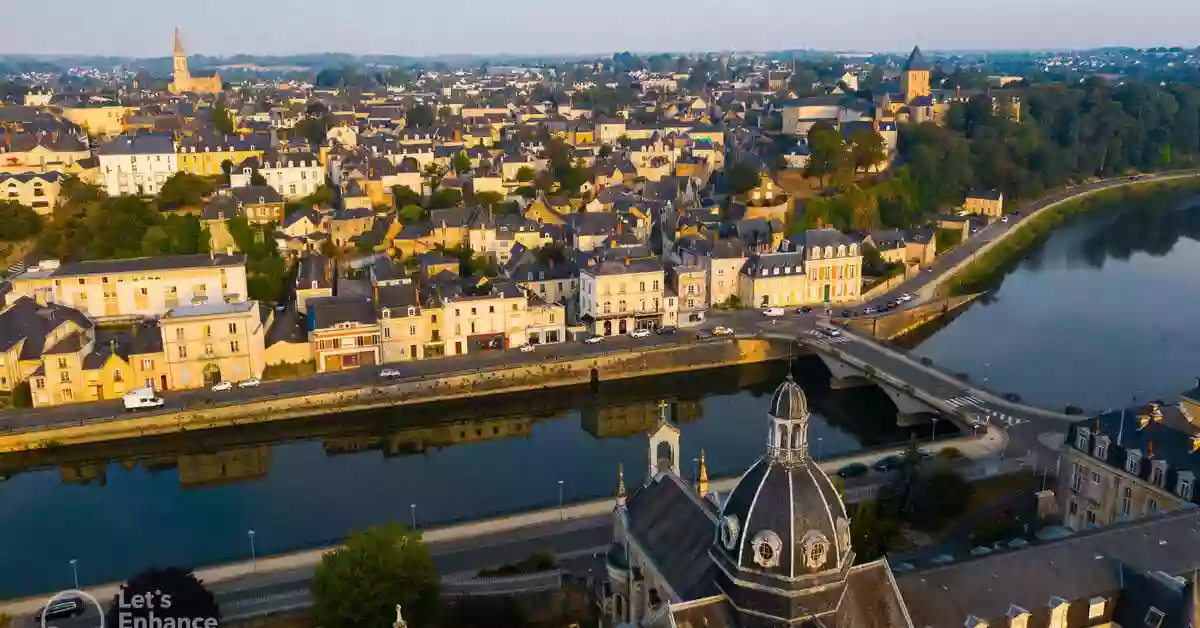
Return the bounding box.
[123,387,165,411]
[762,307,785,317]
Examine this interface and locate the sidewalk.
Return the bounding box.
[0,425,1006,615]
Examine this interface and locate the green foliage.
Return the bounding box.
[398,204,427,224]
[877,443,974,531]
[472,191,505,208]
[849,127,888,173]
[726,160,760,196]
[249,170,268,186]
[516,166,535,182]
[10,381,32,408]
[312,523,439,628]
[406,104,436,128]
[392,185,422,208]
[476,551,558,578]
[226,216,286,303]
[210,100,234,135]
[294,116,332,145]
[452,151,472,174]
[572,86,637,116]
[428,188,462,209]
[440,597,529,628]
[935,227,962,254]
[849,499,903,561]
[159,172,217,210]
[262,360,316,380]
[805,125,847,185]
[288,184,335,214]
[105,567,219,627]
[0,201,41,241]
[38,182,208,260]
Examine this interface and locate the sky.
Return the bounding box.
[3,0,1199,58]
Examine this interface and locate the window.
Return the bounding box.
[1150,462,1166,487]
[1068,500,1078,515]
[1121,487,1132,516]
[381,309,391,319]
[57,357,67,368]
[35,378,44,390]
[408,325,417,335]
[1094,436,1109,459]
[1071,463,1083,491]
[1145,607,1165,628]
[178,346,187,359]
[653,280,660,290]
[639,281,645,291]
[1091,470,1100,484]
[1148,498,1159,513]
[63,388,74,400]
[1085,510,1097,525]
[1126,450,1142,475]
[1177,473,1193,500]
[112,370,123,383]
[1075,429,1090,451]
[228,323,237,334]
[203,325,212,338]
[230,340,240,353]
[59,371,70,383]
[383,328,391,340]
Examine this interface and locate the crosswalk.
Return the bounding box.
[944,394,1029,428]
[805,330,850,345]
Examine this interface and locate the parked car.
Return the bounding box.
[584,336,604,344]
[696,331,715,340]
[797,306,813,314]
[840,309,852,317]
[836,462,869,479]
[898,293,912,302]
[520,344,536,353]
[237,378,261,388]
[863,307,877,314]
[1001,215,1010,223]
[34,597,85,622]
[379,368,402,379]
[657,326,677,335]
[712,326,734,336]
[761,307,785,317]
[872,455,903,472]
[630,328,652,339]
[211,380,233,392]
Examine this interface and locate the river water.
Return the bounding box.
[0,361,913,598]
[913,189,1200,411]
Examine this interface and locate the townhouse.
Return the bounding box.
[97,133,178,197]
[579,257,666,336]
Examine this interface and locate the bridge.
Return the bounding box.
[779,327,1076,431]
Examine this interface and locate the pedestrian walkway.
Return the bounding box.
[944,394,1030,428]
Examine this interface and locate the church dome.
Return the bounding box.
[769,374,808,420]
[714,376,852,579]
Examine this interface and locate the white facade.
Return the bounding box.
[99,151,179,196]
[231,156,323,200]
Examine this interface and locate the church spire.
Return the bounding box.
[616,462,626,507]
[173,27,186,56]
[697,449,709,496]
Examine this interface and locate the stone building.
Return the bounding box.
[168,28,222,95]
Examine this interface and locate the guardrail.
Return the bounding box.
[442,569,565,596]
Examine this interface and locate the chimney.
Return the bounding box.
[1005,606,1030,628]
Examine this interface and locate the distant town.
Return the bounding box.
[3,28,1200,628]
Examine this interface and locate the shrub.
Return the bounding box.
[262,360,317,380]
[937,447,964,460]
[11,381,32,408]
[920,357,934,366]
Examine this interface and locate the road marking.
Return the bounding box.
[805,330,850,345]
[947,395,1031,428]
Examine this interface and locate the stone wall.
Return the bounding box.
[844,294,981,340]
[0,338,790,453]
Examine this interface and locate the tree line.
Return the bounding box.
[793,79,1200,232]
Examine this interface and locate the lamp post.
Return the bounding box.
[410,503,418,529]
[69,559,79,589]
[692,457,699,484]
[558,480,565,521]
[248,530,257,572]
[815,437,824,460]
[931,417,939,443]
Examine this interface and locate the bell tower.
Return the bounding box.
[173,27,191,86]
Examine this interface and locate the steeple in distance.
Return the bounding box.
[697,449,709,496]
[173,26,186,56]
[616,462,626,507]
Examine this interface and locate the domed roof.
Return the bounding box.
[716,455,850,579]
[769,374,808,421]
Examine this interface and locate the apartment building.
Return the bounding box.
[97,133,178,196]
[579,258,666,336]
[0,171,64,215]
[1059,388,1200,531]
[6,254,248,321]
[159,301,266,389]
[308,296,381,372]
[230,150,323,200]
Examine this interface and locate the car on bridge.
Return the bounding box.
[872,455,903,472]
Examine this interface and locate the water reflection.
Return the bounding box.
[1078,196,1200,267]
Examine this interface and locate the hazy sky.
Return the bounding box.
[4,0,1199,57]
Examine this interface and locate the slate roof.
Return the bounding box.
[308,296,377,329]
[896,510,1200,628]
[905,46,931,72]
[741,251,807,277]
[296,255,332,290]
[968,188,1004,201]
[583,258,662,276]
[231,185,285,205]
[97,133,175,156]
[27,254,244,279]
[625,472,722,600]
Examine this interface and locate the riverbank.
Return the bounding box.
[0,337,791,453]
[944,177,1200,295]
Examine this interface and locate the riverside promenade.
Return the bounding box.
[0,423,1009,616]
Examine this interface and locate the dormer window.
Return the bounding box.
[1075,427,1091,451]
[1176,471,1194,500]
[381,308,390,319]
[1150,460,1168,487]
[1126,450,1142,475]
[407,306,415,316]
[311,281,318,290]
[1094,436,1110,460]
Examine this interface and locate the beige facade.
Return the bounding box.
[7,255,248,321]
[579,259,666,336]
[671,266,708,327]
[60,106,135,137]
[159,301,266,388]
[0,172,63,215]
[442,289,528,355]
[738,233,863,307]
[963,191,1004,220]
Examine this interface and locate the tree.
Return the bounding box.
[295,116,332,145]
[406,104,436,128]
[392,185,422,209]
[805,126,847,186]
[428,188,462,209]
[220,159,234,184]
[159,172,217,210]
[440,596,529,628]
[472,191,504,208]
[849,127,888,173]
[398,204,426,224]
[210,99,234,135]
[104,567,219,627]
[452,151,472,174]
[726,160,760,196]
[249,170,268,186]
[312,523,439,628]
[516,166,535,182]
[849,500,902,561]
[0,201,40,241]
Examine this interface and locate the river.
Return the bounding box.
[0,361,917,599]
[913,188,1200,411]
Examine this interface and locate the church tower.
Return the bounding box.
[172,27,191,91]
[901,45,932,103]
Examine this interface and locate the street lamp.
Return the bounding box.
[558,480,565,521]
[815,437,824,460]
[410,503,418,529]
[248,530,257,572]
[69,558,79,589]
[692,457,699,484]
[931,417,939,443]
